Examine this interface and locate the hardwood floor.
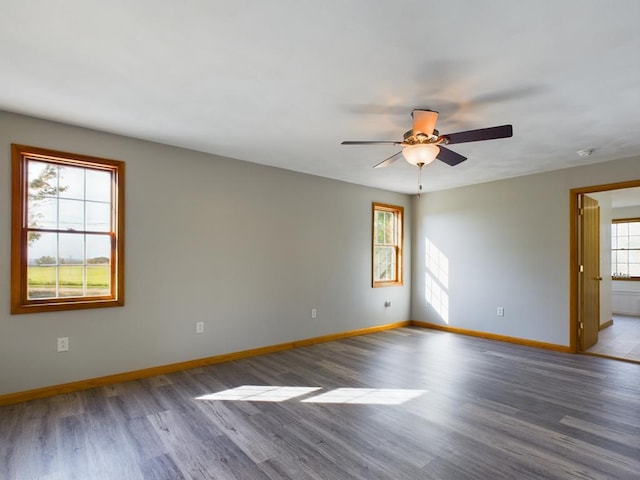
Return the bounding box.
[586,315,640,362]
[1,327,639,479]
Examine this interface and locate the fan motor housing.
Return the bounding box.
[402,129,446,146]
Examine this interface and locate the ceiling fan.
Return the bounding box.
[341,109,513,194]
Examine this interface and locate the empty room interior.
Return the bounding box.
[1,1,639,479]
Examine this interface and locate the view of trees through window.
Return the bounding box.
[374,209,396,281]
[26,160,113,299]
[12,144,124,314]
[372,203,403,286]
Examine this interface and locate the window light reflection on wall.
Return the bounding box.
[425,237,449,323]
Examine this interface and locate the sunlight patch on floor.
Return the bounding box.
[195,385,321,402]
[302,388,427,405]
[196,386,427,405]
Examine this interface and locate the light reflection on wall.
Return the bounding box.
[425,237,449,323]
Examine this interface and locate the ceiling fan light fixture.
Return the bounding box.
[402,144,440,167]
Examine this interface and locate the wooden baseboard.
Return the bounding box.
[599,319,614,331]
[410,320,571,353]
[0,321,410,406]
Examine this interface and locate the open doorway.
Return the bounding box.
[570,180,640,363]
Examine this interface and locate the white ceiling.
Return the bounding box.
[1,1,639,194]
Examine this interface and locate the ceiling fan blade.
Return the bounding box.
[443,124,513,145]
[373,151,402,169]
[341,140,400,145]
[437,146,467,166]
[412,109,439,136]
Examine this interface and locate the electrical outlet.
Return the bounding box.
[497,307,504,317]
[196,321,204,334]
[57,337,69,352]
[311,308,317,319]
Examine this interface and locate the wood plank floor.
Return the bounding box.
[1,327,639,479]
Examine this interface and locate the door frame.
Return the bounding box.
[570,179,640,353]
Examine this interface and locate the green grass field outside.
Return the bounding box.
[28,265,109,287]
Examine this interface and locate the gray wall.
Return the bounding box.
[0,111,411,396]
[411,154,640,346]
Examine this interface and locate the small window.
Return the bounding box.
[11,144,125,313]
[372,202,403,287]
[611,218,640,280]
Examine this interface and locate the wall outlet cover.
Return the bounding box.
[57,337,69,352]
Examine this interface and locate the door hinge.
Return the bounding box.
[578,207,584,215]
[579,322,584,330]
[579,264,584,273]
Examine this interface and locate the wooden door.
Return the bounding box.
[580,195,600,350]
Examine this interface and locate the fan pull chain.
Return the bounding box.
[417,163,424,198]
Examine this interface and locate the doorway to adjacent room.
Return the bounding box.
[571,180,640,363]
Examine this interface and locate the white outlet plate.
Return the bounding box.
[57,337,69,352]
[497,307,504,317]
[311,308,317,319]
[196,321,204,334]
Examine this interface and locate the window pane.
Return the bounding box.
[629,235,640,249]
[384,212,394,244]
[59,233,84,264]
[616,250,629,265]
[86,169,111,202]
[630,263,640,277]
[629,222,640,235]
[28,161,59,199]
[375,211,387,244]
[59,199,85,231]
[617,223,629,235]
[374,246,395,281]
[87,266,110,296]
[28,197,57,229]
[58,165,85,200]
[28,232,57,265]
[85,202,111,232]
[87,235,110,263]
[617,236,629,249]
[27,265,56,299]
[59,265,84,297]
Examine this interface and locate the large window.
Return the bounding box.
[372,202,403,287]
[611,218,640,280]
[11,144,125,313]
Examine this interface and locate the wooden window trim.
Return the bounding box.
[611,217,640,282]
[11,144,125,314]
[372,202,404,288]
